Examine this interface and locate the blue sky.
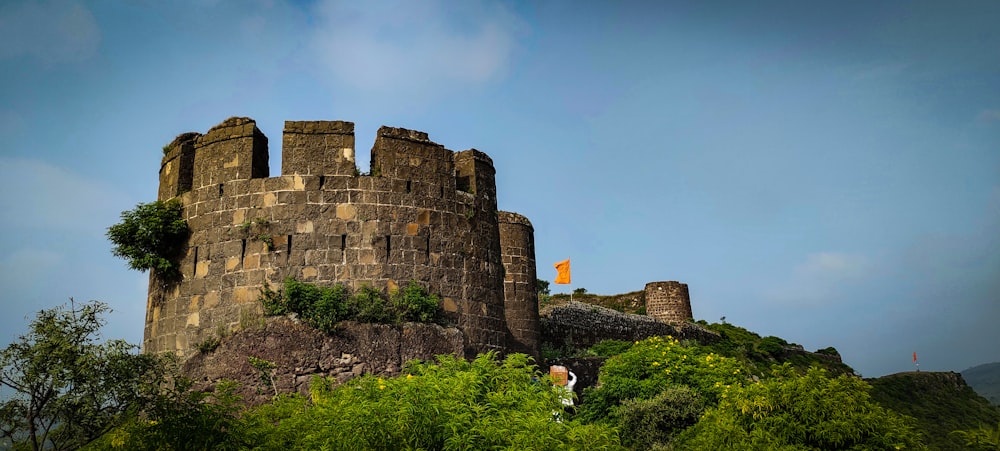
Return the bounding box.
[0,0,997,378]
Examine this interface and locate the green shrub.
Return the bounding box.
[589,339,633,357]
[676,364,927,450]
[756,335,787,357]
[578,336,746,423]
[348,285,394,324]
[614,385,705,450]
[260,278,444,333]
[391,280,441,323]
[107,199,188,278]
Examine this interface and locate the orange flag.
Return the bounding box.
[554,259,571,284]
[912,352,917,363]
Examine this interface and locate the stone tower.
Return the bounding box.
[644,281,693,324]
[498,211,540,358]
[148,117,533,359]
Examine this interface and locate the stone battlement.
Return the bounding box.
[147,117,538,360]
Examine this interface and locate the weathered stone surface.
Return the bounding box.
[182,317,466,406]
[539,301,719,351]
[149,118,515,359]
[645,281,693,324]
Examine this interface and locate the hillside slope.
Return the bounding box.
[868,371,1000,450]
[963,362,1000,406]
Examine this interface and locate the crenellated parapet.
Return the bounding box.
[146,117,528,359]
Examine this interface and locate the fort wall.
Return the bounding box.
[148,117,517,358]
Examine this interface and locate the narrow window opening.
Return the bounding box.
[341,234,347,264]
[440,186,444,197]
[192,246,199,278]
[240,239,246,265]
[319,175,326,189]
[218,184,224,197]
[405,180,411,193]
[456,175,471,193]
[286,235,292,264]
[425,234,431,260]
[385,235,391,262]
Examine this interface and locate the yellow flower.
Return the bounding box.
[379,384,386,390]
[652,361,660,366]
[406,374,415,380]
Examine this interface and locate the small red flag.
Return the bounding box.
[912,352,917,363]
[554,259,571,284]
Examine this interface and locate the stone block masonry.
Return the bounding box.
[645,281,693,324]
[149,117,536,359]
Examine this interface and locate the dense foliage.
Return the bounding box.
[260,278,442,333]
[676,364,926,450]
[106,200,188,278]
[575,335,930,450]
[578,336,746,424]
[10,297,984,450]
[249,353,621,450]
[89,353,622,450]
[699,321,856,376]
[951,421,1000,450]
[0,301,165,451]
[869,372,1000,450]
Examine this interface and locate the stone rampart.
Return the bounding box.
[149,117,521,359]
[539,301,719,351]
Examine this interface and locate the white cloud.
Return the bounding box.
[0,157,128,232]
[308,0,522,95]
[0,0,101,63]
[796,252,868,278]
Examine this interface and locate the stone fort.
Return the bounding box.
[147,117,693,363]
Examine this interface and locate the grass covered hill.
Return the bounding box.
[963,362,1000,406]
[868,371,1000,451]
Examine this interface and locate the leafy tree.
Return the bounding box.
[675,364,927,450]
[107,200,188,278]
[536,278,551,296]
[0,300,164,451]
[84,379,251,451]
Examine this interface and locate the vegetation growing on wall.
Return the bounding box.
[106,199,188,278]
[259,278,443,334]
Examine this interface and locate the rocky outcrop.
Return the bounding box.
[182,316,465,405]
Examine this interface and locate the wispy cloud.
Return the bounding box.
[796,252,869,278]
[0,0,101,63]
[763,252,871,306]
[308,0,522,96]
[0,158,127,232]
